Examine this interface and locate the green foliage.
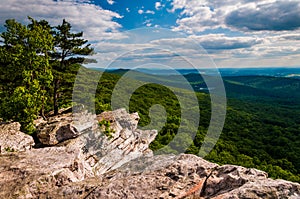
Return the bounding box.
[50,19,94,115]
[0,17,93,133]
[0,17,53,134]
[93,70,300,183]
[4,147,15,152]
[98,120,115,139]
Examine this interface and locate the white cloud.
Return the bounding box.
[143,19,152,26]
[146,31,300,67]
[189,34,263,50]
[225,1,300,31]
[107,0,115,5]
[138,9,144,14]
[90,29,300,69]
[171,0,300,34]
[149,34,263,57]
[0,0,123,41]
[138,9,155,15]
[126,8,130,12]
[167,0,300,67]
[145,10,155,14]
[5,0,295,68]
[171,0,221,33]
[155,2,162,10]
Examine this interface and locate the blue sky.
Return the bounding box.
[1,0,300,68]
[95,0,179,30]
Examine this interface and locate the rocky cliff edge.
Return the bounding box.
[0,108,299,199]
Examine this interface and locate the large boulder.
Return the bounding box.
[0,122,34,153]
[36,110,98,146]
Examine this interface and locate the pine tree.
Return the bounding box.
[50,19,94,115]
[0,17,53,134]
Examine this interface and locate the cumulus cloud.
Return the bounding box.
[150,34,263,54]
[90,30,215,68]
[171,0,300,33]
[105,0,300,68]
[191,34,263,50]
[155,2,162,10]
[171,0,219,33]
[90,30,300,68]
[225,1,300,31]
[0,0,122,41]
[282,34,300,41]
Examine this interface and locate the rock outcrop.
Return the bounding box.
[0,108,158,198]
[76,155,300,199]
[0,108,299,199]
[36,108,98,146]
[0,122,34,153]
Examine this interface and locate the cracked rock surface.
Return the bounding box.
[0,109,299,199]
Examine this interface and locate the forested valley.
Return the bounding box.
[0,18,299,184]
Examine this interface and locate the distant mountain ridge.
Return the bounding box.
[97,67,300,106]
[92,67,300,78]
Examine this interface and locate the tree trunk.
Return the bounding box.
[53,79,60,115]
[40,96,45,119]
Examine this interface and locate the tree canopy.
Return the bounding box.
[0,17,93,134]
[50,19,93,115]
[0,17,53,133]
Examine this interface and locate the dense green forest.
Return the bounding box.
[94,70,300,183]
[0,18,299,183]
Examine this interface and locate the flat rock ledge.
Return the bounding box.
[0,109,299,199]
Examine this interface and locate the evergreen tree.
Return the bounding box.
[50,19,93,115]
[0,17,53,133]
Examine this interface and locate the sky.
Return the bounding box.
[0,0,300,68]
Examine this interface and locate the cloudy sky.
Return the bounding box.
[1,0,300,68]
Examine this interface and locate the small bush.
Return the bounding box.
[98,120,115,139]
